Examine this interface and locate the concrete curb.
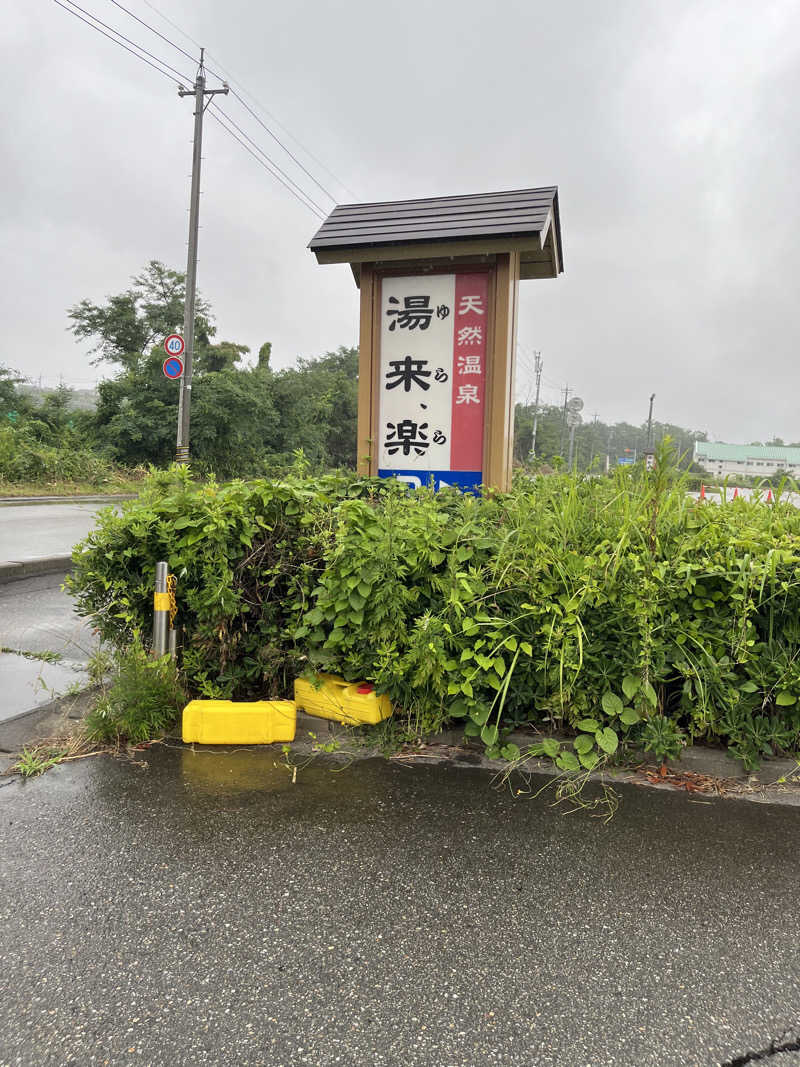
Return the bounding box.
[0,555,72,585]
[0,686,99,753]
[0,494,136,506]
[290,714,800,806]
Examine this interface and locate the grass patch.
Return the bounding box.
[1,647,63,664]
[0,477,143,498]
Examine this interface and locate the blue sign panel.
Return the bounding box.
[378,469,482,494]
[617,456,635,466]
[163,356,184,380]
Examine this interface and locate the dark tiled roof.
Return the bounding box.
[309,187,561,257]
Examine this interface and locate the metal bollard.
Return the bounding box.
[168,625,180,660]
[152,561,169,656]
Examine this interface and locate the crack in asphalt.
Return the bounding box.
[722,1030,800,1064]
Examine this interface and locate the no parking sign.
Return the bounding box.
[163,335,185,379]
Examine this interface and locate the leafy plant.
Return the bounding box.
[637,715,687,765]
[85,642,185,744]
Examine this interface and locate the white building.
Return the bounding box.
[694,442,800,479]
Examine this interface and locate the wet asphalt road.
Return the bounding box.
[0,500,104,721]
[2,747,800,1067]
[0,574,96,722]
[0,501,103,563]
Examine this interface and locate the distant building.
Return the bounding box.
[694,442,800,478]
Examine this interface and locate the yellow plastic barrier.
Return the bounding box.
[182,700,296,745]
[294,674,392,726]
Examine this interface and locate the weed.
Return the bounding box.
[85,641,185,744]
[637,715,687,765]
[13,746,68,778]
[0,647,62,664]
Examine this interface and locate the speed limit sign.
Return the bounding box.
[164,334,185,357]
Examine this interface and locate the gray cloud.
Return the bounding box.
[4,0,799,440]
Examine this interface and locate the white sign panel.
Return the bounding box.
[378,272,488,491]
[379,274,455,472]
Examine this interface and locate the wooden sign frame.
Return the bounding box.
[356,251,520,490]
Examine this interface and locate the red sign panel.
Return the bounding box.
[450,272,488,472]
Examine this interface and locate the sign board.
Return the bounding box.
[378,272,488,492]
[163,355,184,380]
[308,186,565,492]
[164,334,185,357]
[617,456,635,466]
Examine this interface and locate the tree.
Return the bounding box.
[0,365,26,419]
[272,346,359,468]
[512,403,709,472]
[68,261,214,373]
[68,263,358,475]
[190,367,279,478]
[257,342,272,369]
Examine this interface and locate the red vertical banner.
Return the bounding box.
[450,272,488,473]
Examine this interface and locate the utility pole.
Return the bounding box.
[558,384,570,458]
[644,393,656,470]
[589,411,599,469]
[175,50,228,463]
[528,351,543,460]
[646,393,656,449]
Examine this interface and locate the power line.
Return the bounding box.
[52,0,188,82]
[53,0,328,220]
[52,1,326,220]
[208,110,325,219]
[57,0,191,83]
[215,108,329,216]
[229,90,337,206]
[128,0,358,201]
[138,0,203,50]
[105,0,198,68]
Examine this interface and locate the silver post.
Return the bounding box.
[153,561,169,656]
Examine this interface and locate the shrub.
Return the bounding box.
[69,447,800,767]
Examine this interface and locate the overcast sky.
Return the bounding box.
[4,0,799,441]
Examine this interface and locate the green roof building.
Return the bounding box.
[693,442,800,478]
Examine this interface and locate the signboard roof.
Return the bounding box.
[309,186,563,280]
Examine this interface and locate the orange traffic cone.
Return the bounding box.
[732,487,739,500]
[700,484,706,500]
[767,489,774,503]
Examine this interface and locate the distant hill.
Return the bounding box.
[20,385,98,412]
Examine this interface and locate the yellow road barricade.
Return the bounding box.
[182,700,297,745]
[294,674,392,726]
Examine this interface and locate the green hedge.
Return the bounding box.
[68,454,800,768]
